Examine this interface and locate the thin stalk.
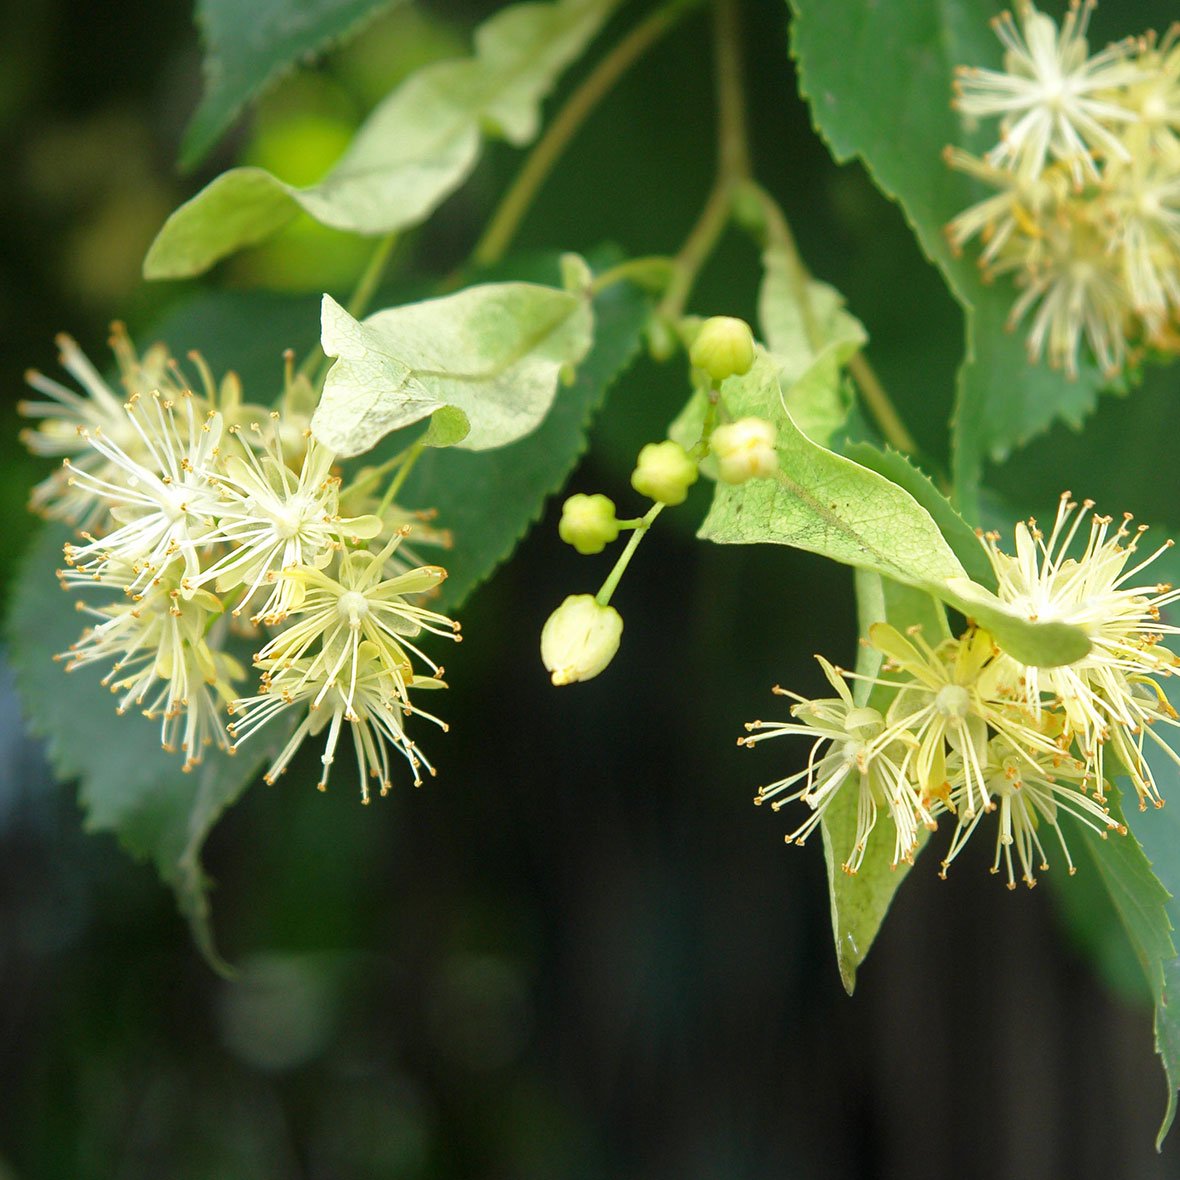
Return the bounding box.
[379,440,426,515]
[848,353,921,458]
[656,0,752,322]
[473,0,700,269]
[297,231,399,385]
[744,180,921,457]
[657,178,735,323]
[596,501,664,606]
[347,231,399,319]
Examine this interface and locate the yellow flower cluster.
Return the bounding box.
[743,494,1180,889]
[945,1,1180,377]
[22,330,458,799]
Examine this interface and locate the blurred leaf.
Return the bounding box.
[1112,620,1180,1146]
[180,0,402,171]
[788,0,1111,516]
[148,0,620,277]
[6,525,278,970]
[1048,848,1150,1008]
[1076,784,1179,1147]
[823,570,948,993]
[313,269,594,455]
[402,265,649,610]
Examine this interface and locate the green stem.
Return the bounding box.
[590,255,677,295]
[379,440,425,514]
[656,178,735,323]
[745,180,823,351]
[473,0,699,269]
[847,353,921,458]
[297,231,399,386]
[712,0,750,183]
[345,448,412,499]
[596,501,664,606]
[656,0,752,323]
[743,181,921,457]
[347,231,398,319]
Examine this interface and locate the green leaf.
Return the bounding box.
[6,525,282,971]
[823,569,948,993]
[844,442,996,590]
[147,0,619,278]
[788,0,1111,514]
[699,289,1090,669]
[940,576,1090,666]
[312,268,595,456]
[1076,785,1179,1146]
[1117,648,1180,1146]
[402,269,649,610]
[180,0,401,171]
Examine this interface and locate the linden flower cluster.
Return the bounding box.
[21,329,459,801]
[742,493,1180,889]
[945,1,1180,377]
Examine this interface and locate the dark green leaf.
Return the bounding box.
[788,0,1111,516]
[181,0,401,171]
[6,525,280,971]
[844,442,996,590]
[823,570,949,993]
[1076,785,1178,1146]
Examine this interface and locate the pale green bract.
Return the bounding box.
[144,0,620,278]
[698,360,1090,668]
[312,265,595,456]
[758,244,866,446]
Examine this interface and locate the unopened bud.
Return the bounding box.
[631,439,698,506]
[710,417,778,483]
[541,594,623,686]
[558,493,620,555]
[689,316,756,383]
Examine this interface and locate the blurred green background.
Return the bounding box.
[3,0,1180,1177]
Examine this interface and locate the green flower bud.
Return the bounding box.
[541,594,623,686]
[558,493,620,555]
[710,417,779,484]
[631,440,698,506]
[689,316,756,383]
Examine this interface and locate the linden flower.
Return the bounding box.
[20,328,177,528]
[61,577,242,768]
[228,642,449,801]
[1124,26,1180,161]
[256,537,460,714]
[1103,134,1180,330]
[938,736,1123,888]
[198,425,382,623]
[61,391,223,596]
[862,623,1062,819]
[742,656,928,873]
[954,0,1142,185]
[943,148,1073,271]
[1007,216,1132,377]
[977,492,1180,807]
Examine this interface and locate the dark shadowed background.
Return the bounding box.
[2,0,1179,1177]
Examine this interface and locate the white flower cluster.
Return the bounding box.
[946,1,1180,377]
[743,494,1180,889]
[21,329,459,801]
